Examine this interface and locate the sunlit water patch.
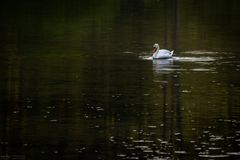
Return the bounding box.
[140,56,153,60]
[181,50,219,55]
[173,56,216,62]
[122,51,135,54]
[190,68,216,72]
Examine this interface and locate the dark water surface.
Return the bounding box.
[1,0,240,159]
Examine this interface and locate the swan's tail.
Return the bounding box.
[170,50,174,56]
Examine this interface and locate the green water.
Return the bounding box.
[1,0,240,159]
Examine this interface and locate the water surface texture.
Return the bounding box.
[1,0,240,159]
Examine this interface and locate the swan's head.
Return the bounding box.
[152,43,159,53]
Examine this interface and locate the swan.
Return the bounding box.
[152,43,174,59]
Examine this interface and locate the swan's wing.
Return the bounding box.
[159,49,171,55]
[159,49,170,52]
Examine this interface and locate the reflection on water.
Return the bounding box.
[1,0,240,160]
[152,59,175,74]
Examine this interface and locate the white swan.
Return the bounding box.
[152,43,174,59]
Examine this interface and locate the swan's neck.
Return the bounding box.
[153,47,159,56]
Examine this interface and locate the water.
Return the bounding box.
[1,0,240,159]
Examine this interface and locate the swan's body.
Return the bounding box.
[152,43,174,59]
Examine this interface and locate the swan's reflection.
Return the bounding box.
[152,58,175,74]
